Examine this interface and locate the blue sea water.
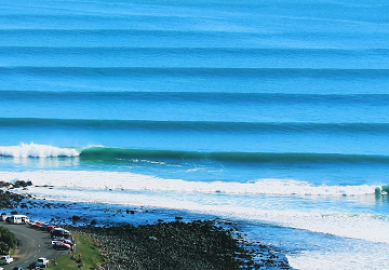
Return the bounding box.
[1,0,389,269]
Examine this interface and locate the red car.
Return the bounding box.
[30,221,44,228]
[52,242,71,250]
[46,225,57,232]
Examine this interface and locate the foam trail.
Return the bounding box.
[0,170,376,196]
[8,180,389,244]
[0,143,79,158]
[3,170,387,243]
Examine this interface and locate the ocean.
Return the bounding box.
[1,0,389,269]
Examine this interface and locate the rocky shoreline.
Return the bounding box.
[0,182,293,270]
[65,221,292,270]
[0,180,33,209]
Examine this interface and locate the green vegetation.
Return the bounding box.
[0,226,17,254]
[46,232,107,270]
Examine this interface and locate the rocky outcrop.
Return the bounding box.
[67,221,293,270]
[0,189,30,209]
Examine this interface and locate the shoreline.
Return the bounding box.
[0,182,294,270]
[64,221,291,270]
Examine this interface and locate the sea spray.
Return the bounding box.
[0,143,79,158]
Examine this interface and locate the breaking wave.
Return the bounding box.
[0,143,79,158]
[2,144,389,165]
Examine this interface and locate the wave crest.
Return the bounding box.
[0,143,79,158]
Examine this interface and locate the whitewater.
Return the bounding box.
[1,0,389,269]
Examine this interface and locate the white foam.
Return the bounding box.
[0,170,375,196]
[2,170,388,244]
[0,143,79,158]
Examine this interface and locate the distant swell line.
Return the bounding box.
[79,147,389,164]
[0,67,388,78]
[0,28,249,35]
[1,118,389,134]
[1,91,389,105]
[1,46,388,56]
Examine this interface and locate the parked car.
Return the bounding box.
[0,255,14,264]
[28,261,41,269]
[52,241,71,250]
[53,238,74,246]
[0,214,9,221]
[29,257,49,269]
[12,267,25,270]
[30,220,44,228]
[38,224,48,231]
[46,225,57,232]
[37,258,49,267]
[51,228,70,239]
[33,222,45,229]
[9,215,30,224]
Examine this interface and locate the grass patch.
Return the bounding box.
[46,232,107,270]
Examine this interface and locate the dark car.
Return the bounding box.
[51,229,70,239]
[28,261,42,269]
[13,267,25,270]
[38,224,48,231]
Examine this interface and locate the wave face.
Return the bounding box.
[79,147,389,164]
[3,143,389,165]
[1,1,389,269]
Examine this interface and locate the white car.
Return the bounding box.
[0,255,14,264]
[37,258,49,267]
[29,258,49,269]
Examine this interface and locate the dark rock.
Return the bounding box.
[0,181,11,188]
[62,220,292,270]
[14,180,29,188]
